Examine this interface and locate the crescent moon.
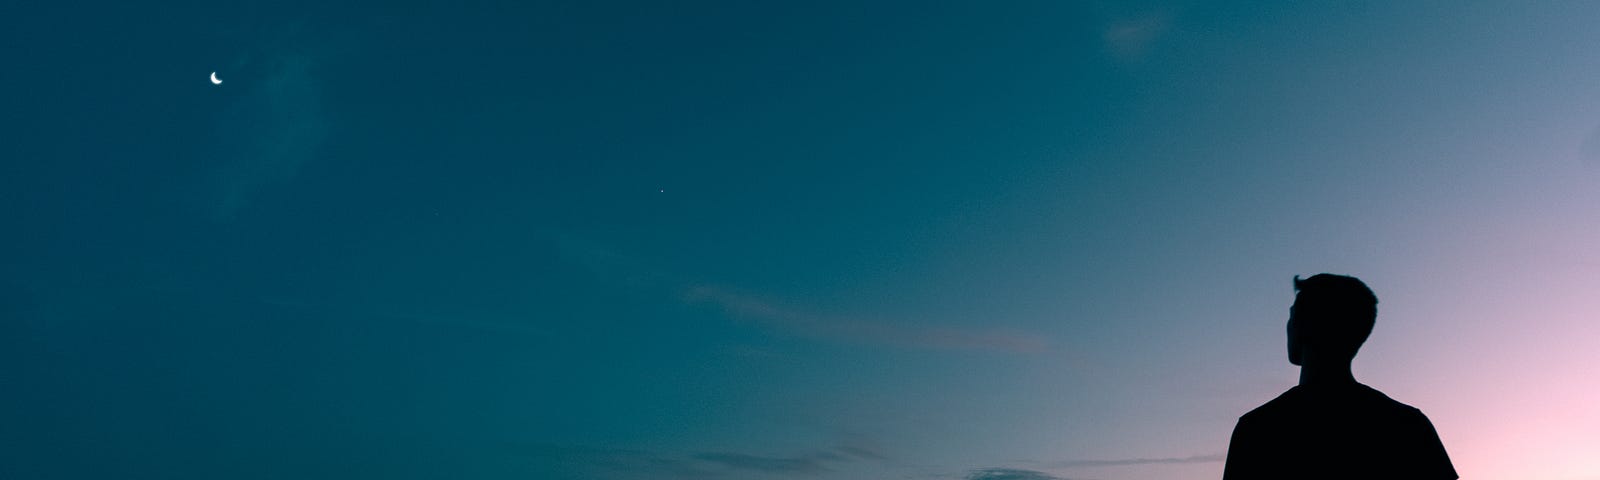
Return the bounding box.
[210,72,222,85]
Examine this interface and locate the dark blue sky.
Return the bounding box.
[6,2,1600,479]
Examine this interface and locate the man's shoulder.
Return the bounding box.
[1348,384,1430,417]
[1238,386,1304,421]
[1238,383,1424,423]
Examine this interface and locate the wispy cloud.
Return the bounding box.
[965,468,1072,480]
[684,285,1049,354]
[1103,14,1170,61]
[691,451,841,475]
[528,445,718,480]
[533,444,885,479]
[835,444,887,461]
[548,231,1051,354]
[210,39,331,219]
[1046,453,1225,468]
[533,443,1218,480]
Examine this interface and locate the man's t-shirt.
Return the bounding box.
[1222,382,1456,480]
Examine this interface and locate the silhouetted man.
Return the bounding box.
[1222,274,1456,479]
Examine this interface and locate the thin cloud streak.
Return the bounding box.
[527,444,718,480]
[684,285,1050,354]
[547,230,1051,354]
[1047,453,1225,468]
[835,444,887,461]
[531,444,881,479]
[965,467,1072,480]
[691,452,840,475]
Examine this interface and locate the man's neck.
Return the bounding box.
[1298,361,1357,386]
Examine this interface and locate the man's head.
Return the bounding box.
[1287,274,1378,366]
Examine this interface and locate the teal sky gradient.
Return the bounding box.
[4,2,1599,479]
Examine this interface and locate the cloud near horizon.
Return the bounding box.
[1046,453,1225,468]
[690,451,841,475]
[684,285,1050,354]
[965,468,1072,480]
[533,443,887,479]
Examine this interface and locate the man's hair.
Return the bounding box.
[1292,274,1379,357]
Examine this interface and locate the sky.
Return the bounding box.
[4,1,1600,479]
